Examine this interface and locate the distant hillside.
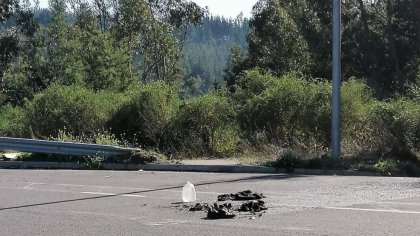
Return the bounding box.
[183,16,249,93]
[2,10,250,93]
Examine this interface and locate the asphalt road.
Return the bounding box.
[0,169,419,236]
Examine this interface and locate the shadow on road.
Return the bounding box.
[0,173,301,211]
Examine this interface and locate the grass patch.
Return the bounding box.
[375,159,398,176]
[235,146,420,176]
[12,149,167,169]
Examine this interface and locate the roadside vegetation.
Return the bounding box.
[0,1,419,176]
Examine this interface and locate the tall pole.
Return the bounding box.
[332,0,341,161]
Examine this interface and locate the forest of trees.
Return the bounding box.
[0,0,419,172]
[1,2,249,98]
[226,0,420,96]
[182,15,249,94]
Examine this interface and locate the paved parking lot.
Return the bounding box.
[0,169,419,235]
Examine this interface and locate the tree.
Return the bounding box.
[1,0,46,105]
[0,0,19,88]
[0,0,18,23]
[226,0,313,87]
[340,0,420,91]
[224,44,248,93]
[227,0,419,95]
[112,0,204,82]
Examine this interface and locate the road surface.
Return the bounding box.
[0,169,419,235]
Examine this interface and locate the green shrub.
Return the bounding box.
[340,80,380,154]
[53,129,129,147]
[406,82,420,102]
[372,98,420,154]
[127,150,167,164]
[235,71,406,156]
[25,85,123,138]
[0,105,27,137]
[108,81,179,148]
[1,68,37,106]
[166,93,239,157]
[270,151,301,172]
[237,72,331,152]
[375,158,398,176]
[398,161,420,177]
[233,69,278,100]
[305,154,338,170]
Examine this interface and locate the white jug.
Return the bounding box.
[182,181,197,202]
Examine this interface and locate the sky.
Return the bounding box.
[36,0,259,19]
[192,0,258,18]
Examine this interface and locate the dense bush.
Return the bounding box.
[373,98,420,154]
[340,80,380,154]
[234,70,417,157]
[108,81,179,148]
[232,69,279,100]
[0,69,418,162]
[0,105,27,137]
[25,85,123,138]
[1,68,38,106]
[237,71,331,153]
[166,93,239,157]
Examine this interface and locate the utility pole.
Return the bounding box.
[331,0,342,161]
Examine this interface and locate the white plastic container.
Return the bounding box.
[182,181,197,202]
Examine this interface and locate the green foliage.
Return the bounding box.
[375,159,398,176]
[114,0,205,82]
[1,0,420,168]
[184,16,250,92]
[226,0,420,94]
[234,70,418,157]
[25,85,123,138]
[128,150,166,164]
[406,82,420,102]
[1,67,36,105]
[0,29,19,80]
[306,154,340,170]
[237,70,330,152]
[166,93,239,157]
[108,81,179,148]
[340,80,379,154]
[0,105,27,137]
[0,1,18,23]
[398,161,420,177]
[82,31,131,91]
[373,98,420,153]
[233,69,278,99]
[246,0,313,76]
[224,45,248,93]
[53,129,128,147]
[270,151,301,172]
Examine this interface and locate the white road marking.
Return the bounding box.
[80,192,146,198]
[325,206,420,214]
[24,188,69,193]
[55,183,146,190]
[194,191,223,195]
[270,203,317,208]
[80,192,116,196]
[0,186,69,193]
[69,210,115,217]
[23,182,45,189]
[3,181,223,195]
[121,194,146,198]
[281,227,313,231]
[376,201,420,206]
[52,183,223,195]
[144,219,188,226]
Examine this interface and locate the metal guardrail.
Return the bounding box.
[0,137,139,157]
